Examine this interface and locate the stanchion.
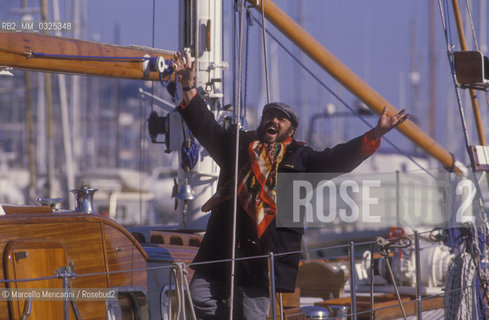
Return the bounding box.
[414,231,422,320]
[369,243,375,320]
[268,252,277,320]
[56,265,80,320]
[376,236,410,320]
[349,242,357,320]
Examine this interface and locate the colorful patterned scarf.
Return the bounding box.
[238,137,292,238]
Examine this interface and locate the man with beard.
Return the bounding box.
[171,51,408,320]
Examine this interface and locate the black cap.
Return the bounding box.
[262,102,299,128]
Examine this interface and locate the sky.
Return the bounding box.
[2,0,489,168]
[84,0,488,160]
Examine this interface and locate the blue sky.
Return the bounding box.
[80,0,489,162]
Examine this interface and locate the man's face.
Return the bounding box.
[257,109,295,144]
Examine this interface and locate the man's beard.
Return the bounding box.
[256,122,293,144]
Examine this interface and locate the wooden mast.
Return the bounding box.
[0,31,173,81]
[247,0,462,172]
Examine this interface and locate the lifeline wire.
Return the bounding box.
[0,226,483,320]
[0,227,482,320]
[251,15,438,180]
[0,240,352,283]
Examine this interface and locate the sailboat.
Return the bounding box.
[0,0,488,319]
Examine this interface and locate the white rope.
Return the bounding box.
[183,266,197,320]
[168,265,181,319]
[169,262,196,320]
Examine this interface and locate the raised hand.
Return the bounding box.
[171,50,196,88]
[374,106,410,139]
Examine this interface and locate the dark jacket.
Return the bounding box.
[179,94,377,292]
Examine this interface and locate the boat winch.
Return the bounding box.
[71,183,98,213]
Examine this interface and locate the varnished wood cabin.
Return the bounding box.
[0,205,201,319]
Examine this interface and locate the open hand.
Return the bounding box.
[374,106,410,139]
[171,50,196,88]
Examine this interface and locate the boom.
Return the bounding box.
[0,31,173,81]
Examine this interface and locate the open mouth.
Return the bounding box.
[265,124,278,135]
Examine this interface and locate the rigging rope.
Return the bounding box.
[243,6,253,121]
[232,0,238,109]
[251,14,438,180]
[151,0,157,111]
[438,1,473,151]
[260,0,271,104]
[463,0,489,123]
[148,0,156,226]
[464,0,479,51]
[229,1,246,319]
[438,0,489,218]
[169,263,197,320]
[463,0,489,126]
[437,2,489,316]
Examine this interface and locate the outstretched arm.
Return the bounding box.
[373,106,410,140]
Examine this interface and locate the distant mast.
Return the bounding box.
[428,0,436,141]
[409,19,421,155]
